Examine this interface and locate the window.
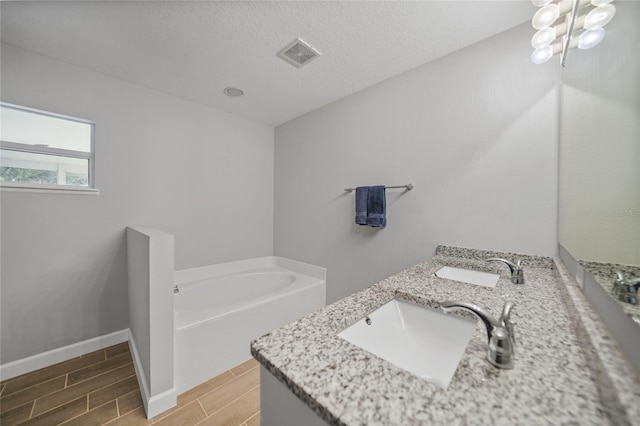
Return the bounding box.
[0,103,95,191]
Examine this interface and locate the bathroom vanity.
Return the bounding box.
[251,246,640,425]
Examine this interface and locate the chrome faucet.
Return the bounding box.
[486,258,524,284]
[441,300,516,369]
[612,270,640,305]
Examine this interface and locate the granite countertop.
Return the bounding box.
[251,246,640,425]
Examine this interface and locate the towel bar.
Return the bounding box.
[344,183,414,193]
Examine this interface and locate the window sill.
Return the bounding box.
[1,184,100,195]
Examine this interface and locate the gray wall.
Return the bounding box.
[0,44,274,363]
[274,23,560,303]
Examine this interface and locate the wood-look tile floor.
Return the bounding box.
[0,342,260,426]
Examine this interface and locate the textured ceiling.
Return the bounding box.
[0,1,533,126]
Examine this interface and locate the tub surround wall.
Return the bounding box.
[252,247,640,425]
[126,227,176,418]
[274,22,559,304]
[0,43,274,365]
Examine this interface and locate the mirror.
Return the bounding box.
[558,2,639,321]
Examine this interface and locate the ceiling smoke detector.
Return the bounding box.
[277,38,321,68]
[224,87,244,97]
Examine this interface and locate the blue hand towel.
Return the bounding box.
[367,185,386,228]
[355,186,368,225]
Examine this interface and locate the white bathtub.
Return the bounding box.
[174,256,326,394]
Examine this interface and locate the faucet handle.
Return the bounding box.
[499,301,516,346]
[499,300,515,324]
[615,270,640,288]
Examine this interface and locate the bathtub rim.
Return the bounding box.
[176,268,298,295]
[174,256,326,285]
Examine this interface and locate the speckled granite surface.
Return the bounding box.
[436,245,555,269]
[579,260,640,319]
[251,246,640,425]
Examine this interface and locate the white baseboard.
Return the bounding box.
[0,329,129,381]
[129,333,177,419]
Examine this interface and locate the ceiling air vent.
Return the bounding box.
[277,38,321,68]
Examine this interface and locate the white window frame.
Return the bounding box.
[0,102,97,194]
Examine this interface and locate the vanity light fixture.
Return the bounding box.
[578,28,606,49]
[583,4,616,29]
[532,0,554,7]
[530,0,615,66]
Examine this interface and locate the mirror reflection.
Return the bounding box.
[558,1,639,320]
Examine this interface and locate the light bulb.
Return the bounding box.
[531,0,553,6]
[578,28,606,49]
[532,4,560,30]
[531,45,554,64]
[591,0,613,6]
[584,4,616,29]
[531,27,557,48]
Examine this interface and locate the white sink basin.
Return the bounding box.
[337,299,476,388]
[434,266,500,288]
